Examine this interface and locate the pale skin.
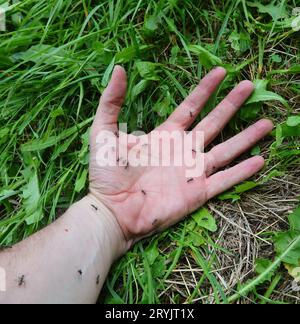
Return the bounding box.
[0,66,273,304]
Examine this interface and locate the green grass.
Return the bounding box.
[0,0,300,304]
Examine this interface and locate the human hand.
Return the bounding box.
[89,66,273,246]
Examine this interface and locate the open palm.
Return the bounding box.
[89,66,273,243]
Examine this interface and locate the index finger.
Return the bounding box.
[161,67,227,130]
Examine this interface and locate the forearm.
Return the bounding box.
[0,195,128,304]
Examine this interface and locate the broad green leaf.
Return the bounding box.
[192,208,217,232]
[131,79,150,100]
[255,258,276,282]
[115,45,150,64]
[18,45,71,65]
[22,165,43,225]
[259,206,300,296]
[50,107,64,119]
[152,255,166,278]
[187,231,205,247]
[246,79,288,108]
[78,129,90,166]
[288,207,300,232]
[136,62,160,81]
[75,169,88,193]
[281,123,300,137]
[250,1,288,21]
[228,31,251,53]
[218,170,282,203]
[153,96,173,117]
[164,17,177,33]
[274,231,300,266]
[235,181,258,194]
[240,103,262,122]
[270,54,282,63]
[143,15,160,36]
[169,45,181,65]
[275,124,283,146]
[287,115,300,127]
[218,192,241,202]
[153,86,174,117]
[188,45,223,68]
[261,169,284,184]
[145,241,159,265]
[92,42,113,65]
[251,146,261,156]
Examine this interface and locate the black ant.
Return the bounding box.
[18,275,25,287]
[96,275,100,285]
[187,178,194,183]
[91,204,98,211]
[141,190,146,196]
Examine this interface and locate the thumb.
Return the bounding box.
[92,65,127,134]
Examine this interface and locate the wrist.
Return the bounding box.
[69,195,130,261]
